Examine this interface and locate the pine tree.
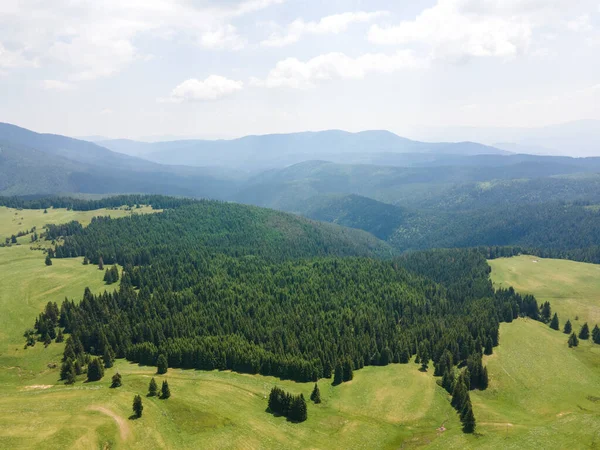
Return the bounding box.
[441,370,454,394]
[480,366,489,390]
[87,358,105,381]
[161,380,171,399]
[451,377,468,411]
[568,332,579,348]
[461,401,476,433]
[103,268,113,284]
[420,346,430,371]
[133,395,143,418]
[593,325,600,344]
[540,302,551,323]
[549,313,559,331]
[157,354,168,374]
[103,346,115,369]
[564,319,572,334]
[342,359,353,382]
[579,323,590,340]
[148,378,158,396]
[483,337,493,356]
[333,363,343,386]
[83,256,89,265]
[61,358,76,384]
[310,383,321,404]
[111,372,122,388]
[290,394,307,422]
[111,265,119,282]
[45,255,52,266]
[56,328,64,343]
[98,257,104,271]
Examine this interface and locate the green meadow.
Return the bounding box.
[1,210,599,449]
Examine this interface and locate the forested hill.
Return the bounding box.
[52,200,393,263]
[34,196,540,387]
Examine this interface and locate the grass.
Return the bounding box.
[0,205,157,244]
[1,211,599,448]
[489,255,600,329]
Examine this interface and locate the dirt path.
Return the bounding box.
[87,406,131,441]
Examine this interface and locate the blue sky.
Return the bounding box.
[0,0,598,140]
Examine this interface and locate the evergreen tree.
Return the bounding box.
[593,325,600,344]
[540,302,552,323]
[579,323,590,340]
[133,395,143,418]
[111,372,122,388]
[103,268,113,284]
[483,337,493,356]
[87,357,105,381]
[290,394,308,422]
[103,346,115,369]
[568,332,579,348]
[157,354,168,374]
[161,380,171,399]
[420,346,430,371]
[451,377,468,411]
[45,255,52,266]
[310,383,321,404]
[342,359,353,382]
[333,364,343,386]
[480,366,489,390]
[461,402,476,434]
[60,358,75,383]
[83,256,89,265]
[11,235,17,244]
[98,257,104,271]
[148,377,158,396]
[441,370,454,394]
[56,328,64,343]
[549,313,559,331]
[110,265,119,282]
[564,319,572,334]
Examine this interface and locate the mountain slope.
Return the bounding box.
[98,130,509,170]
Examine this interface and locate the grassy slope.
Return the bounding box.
[489,255,600,333]
[1,210,600,448]
[0,206,157,244]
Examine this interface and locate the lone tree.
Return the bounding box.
[148,378,158,396]
[45,255,52,266]
[98,257,104,271]
[111,372,122,388]
[157,354,168,374]
[564,319,572,334]
[310,383,321,404]
[579,323,590,340]
[568,332,579,348]
[549,313,559,331]
[87,357,105,382]
[161,380,171,399]
[133,395,143,418]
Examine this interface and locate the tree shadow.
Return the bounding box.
[128,414,141,421]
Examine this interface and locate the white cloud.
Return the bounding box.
[253,51,428,89]
[162,75,244,102]
[369,0,533,61]
[41,79,74,91]
[262,11,387,47]
[0,0,282,80]
[567,14,593,31]
[0,42,38,69]
[100,108,113,115]
[200,24,246,50]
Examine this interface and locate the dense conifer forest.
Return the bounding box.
[31,198,542,388]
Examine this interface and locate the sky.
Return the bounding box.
[0,0,599,140]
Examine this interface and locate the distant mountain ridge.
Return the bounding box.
[97,130,510,171]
